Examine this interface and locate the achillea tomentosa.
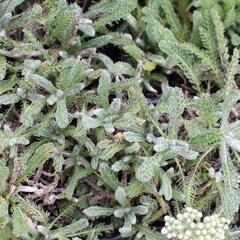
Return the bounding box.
[161,207,230,240]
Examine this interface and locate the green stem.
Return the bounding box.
[193,145,216,175]
[0,104,13,124]
[153,119,166,138]
[47,201,78,230]
[233,149,240,166]
[186,144,217,206]
[174,157,185,180]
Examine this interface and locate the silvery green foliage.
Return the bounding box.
[168,87,185,138]
[37,216,113,240]
[84,187,148,235]
[82,98,136,133]
[139,0,240,94]
[0,93,20,105]
[49,218,89,239]
[44,0,91,49]
[81,98,119,133]
[216,93,240,221]
[136,224,167,240]
[37,120,66,144]
[0,0,139,238]
[135,154,163,182]
[225,120,240,152]
[0,0,25,35]
[146,133,198,160]
[1,0,240,239]
[0,125,29,152]
[86,0,137,30]
[27,59,87,129]
[158,168,174,201]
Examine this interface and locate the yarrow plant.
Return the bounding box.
[161,207,231,240]
[1,0,240,239]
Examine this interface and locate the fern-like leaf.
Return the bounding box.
[211,8,229,69]
[126,179,145,199]
[91,0,137,29]
[224,48,239,95]
[159,0,181,39]
[66,167,94,199]
[99,162,120,190]
[16,143,54,184]
[159,40,201,92]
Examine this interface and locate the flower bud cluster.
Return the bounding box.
[161,207,230,240]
